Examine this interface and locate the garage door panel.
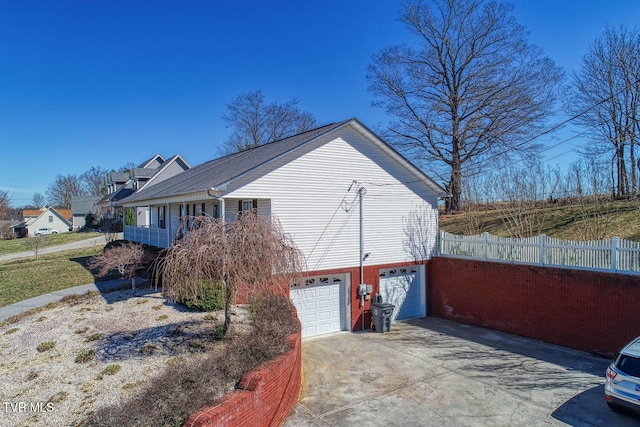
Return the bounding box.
[291,274,347,338]
[380,266,424,321]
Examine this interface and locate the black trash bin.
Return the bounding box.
[371,301,395,333]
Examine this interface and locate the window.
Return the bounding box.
[158,206,166,229]
[48,215,53,223]
[238,199,258,217]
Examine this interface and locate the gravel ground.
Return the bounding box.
[0,288,247,427]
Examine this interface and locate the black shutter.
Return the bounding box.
[238,200,243,212]
[252,199,258,210]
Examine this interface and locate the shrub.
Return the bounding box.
[75,349,95,363]
[182,280,226,312]
[85,333,100,342]
[97,364,121,379]
[36,341,56,352]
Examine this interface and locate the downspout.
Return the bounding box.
[207,188,225,224]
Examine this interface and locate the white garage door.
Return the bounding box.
[379,265,425,320]
[290,274,348,338]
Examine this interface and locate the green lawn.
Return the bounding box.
[0,232,103,256]
[0,246,105,308]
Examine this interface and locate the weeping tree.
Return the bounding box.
[160,213,305,336]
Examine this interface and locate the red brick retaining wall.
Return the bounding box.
[429,257,640,357]
[183,325,301,427]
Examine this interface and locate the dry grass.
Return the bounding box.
[0,288,297,427]
[440,199,640,241]
[83,293,298,426]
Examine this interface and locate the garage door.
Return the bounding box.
[379,265,425,320]
[290,274,347,338]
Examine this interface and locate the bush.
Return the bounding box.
[36,341,56,352]
[183,280,226,312]
[75,349,96,363]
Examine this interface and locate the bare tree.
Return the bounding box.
[88,242,152,289]
[495,161,560,238]
[367,0,563,213]
[220,89,317,155]
[118,162,137,173]
[32,192,45,209]
[0,190,9,219]
[81,166,108,196]
[23,234,52,260]
[567,26,640,198]
[46,174,85,209]
[160,214,304,336]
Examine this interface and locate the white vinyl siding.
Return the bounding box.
[225,127,439,271]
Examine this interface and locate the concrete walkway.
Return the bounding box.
[0,278,135,322]
[0,234,120,262]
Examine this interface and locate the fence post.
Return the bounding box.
[612,236,619,272]
[483,232,489,260]
[539,234,545,266]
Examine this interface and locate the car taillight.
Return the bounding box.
[607,367,617,379]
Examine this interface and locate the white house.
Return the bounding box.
[119,119,446,337]
[13,206,72,237]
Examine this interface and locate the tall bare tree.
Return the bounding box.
[81,166,108,196]
[220,89,317,155]
[367,0,563,213]
[567,26,640,198]
[160,214,304,336]
[46,174,85,209]
[32,192,45,208]
[0,190,9,219]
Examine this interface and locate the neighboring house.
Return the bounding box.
[98,154,190,225]
[13,206,73,237]
[71,196,101,230]
[119,119,446,337]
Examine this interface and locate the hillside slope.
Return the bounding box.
[439,200,640,242]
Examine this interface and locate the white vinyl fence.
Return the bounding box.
[440,231,640,275]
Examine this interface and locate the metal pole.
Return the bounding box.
[359,186,364,331]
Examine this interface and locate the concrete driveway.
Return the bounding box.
[284,317,640,426]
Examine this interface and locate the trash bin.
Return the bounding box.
[371,301,395,333]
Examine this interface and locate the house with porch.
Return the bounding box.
[98,154,190,225]
[119,119,445,337]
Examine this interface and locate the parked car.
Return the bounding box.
[34,228,60,236]
[605,336,640,412]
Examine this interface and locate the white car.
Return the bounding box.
[605,336,640,412]
[34,228,59,236]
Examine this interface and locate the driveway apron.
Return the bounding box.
[284,317,640,426]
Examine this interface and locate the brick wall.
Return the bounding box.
[183,322,301,427]
[429,257,640,357]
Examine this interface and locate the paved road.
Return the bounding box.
[285,317,640,426]
[0,234,121,262]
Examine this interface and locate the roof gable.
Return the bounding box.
[119,119,445,204]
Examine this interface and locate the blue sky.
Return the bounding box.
[2,0,640,206]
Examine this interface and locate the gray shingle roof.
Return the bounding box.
[118,118,446,205]
[71,196,101,215]
[119,120,352,204]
